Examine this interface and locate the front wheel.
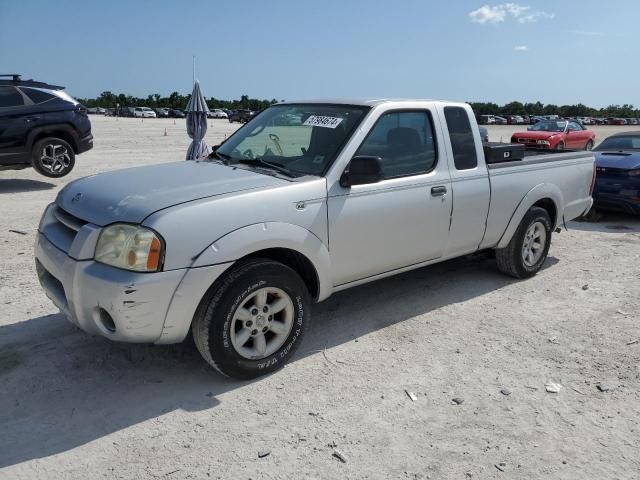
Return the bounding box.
[585,140,594,151]
[495,207,552,278]
[192,258,310,379]
[31,137,76,178]
[555,141,565,150]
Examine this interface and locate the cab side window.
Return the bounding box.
[356,111,437,179]
[569,121,583,131]
[0,87,24,108]
[444,106,478,170]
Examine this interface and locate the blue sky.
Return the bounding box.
[1,0,638,107]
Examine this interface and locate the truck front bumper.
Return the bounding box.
[35,232,232,344]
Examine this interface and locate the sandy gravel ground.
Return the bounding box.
[1,117,639,479]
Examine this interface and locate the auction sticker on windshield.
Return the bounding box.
[303,115,343,128]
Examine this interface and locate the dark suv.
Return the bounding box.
[0,74,93,177]
[228,109,256,123]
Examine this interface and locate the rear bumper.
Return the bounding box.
[593,179,640,214]
[593,193,640,214]
[77,132,93,154]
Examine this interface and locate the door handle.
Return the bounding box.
[25,116,40,123]
[431,186,447,197]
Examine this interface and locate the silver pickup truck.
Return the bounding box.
[35,99,595,379]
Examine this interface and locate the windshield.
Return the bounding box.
[594,135,640,151]
[529,120,567,132]
[216,104,369,176]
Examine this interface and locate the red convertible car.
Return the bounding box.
[511,120,596,150]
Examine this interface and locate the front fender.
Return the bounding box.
[496,183,564,249]
[192,222,333,301]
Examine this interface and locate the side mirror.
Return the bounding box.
[567,128,574,133]
[340,156,383,187]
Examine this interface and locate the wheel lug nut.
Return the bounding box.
[251,329,258,335]
[263,306,268,313]
[268,316,272,321]
[251,308,258,315]
[262,327,268,332]
[246,320,253,327]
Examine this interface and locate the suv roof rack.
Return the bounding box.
[0,74,65,90]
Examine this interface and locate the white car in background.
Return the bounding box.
[209,109,228,119]
[133,107,157,118]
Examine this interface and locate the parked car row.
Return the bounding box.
[480,114,640,126]
[88,106,250,120]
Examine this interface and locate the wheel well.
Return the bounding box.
[533,198,557,227]
[32,129,78,153]
[243,248,320,300]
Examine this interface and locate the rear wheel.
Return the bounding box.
[31,137,75,178]
[192,258,310,379]
[495,207,552,278]
[585,140,594,151]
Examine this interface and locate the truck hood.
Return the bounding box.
[512,131,564,140]
[594,151,640,170]
[56,161,288,226]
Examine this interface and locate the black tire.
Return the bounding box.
[31,137,76,178]
[585,140,594,151]
[192,258,311,379]
[581,206,604,222]
[495,206,552,279]
[555,141,565,150]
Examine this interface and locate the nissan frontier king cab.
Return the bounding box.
[36,99,595,379]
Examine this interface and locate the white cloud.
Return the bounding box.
[469,5,507,23]
[469,3,554,24]
[504,3,530,17]
[517,11,555,23]
[569,30,605,36]
[514,45,529,51]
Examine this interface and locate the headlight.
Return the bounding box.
[536,140,550,145]
[95,224,163,272]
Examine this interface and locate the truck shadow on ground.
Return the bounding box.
[0,254,558,468]
[0,178,56,194]
[569,212,640,233]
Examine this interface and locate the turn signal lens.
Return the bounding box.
[146,237,161,270]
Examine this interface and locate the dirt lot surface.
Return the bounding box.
[1,117,639,479]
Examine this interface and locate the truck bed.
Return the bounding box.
[480,146,595,250]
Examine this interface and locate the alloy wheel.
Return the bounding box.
[229,287,294,360]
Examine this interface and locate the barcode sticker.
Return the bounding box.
[303,115,343,129]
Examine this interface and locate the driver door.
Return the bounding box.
[327,110,452,287]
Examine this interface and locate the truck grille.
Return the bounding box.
[44,205,88,253]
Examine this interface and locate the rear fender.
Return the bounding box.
[496,183,563,249]
[27,123,79,152]
[191,222,333,301]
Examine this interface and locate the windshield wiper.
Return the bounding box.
[233,158,297,178]
[209,150,232,165]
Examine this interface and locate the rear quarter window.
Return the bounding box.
[19,87,56,104]
[444,106,478,170]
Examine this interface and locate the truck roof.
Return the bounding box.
[280,97,466,107]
